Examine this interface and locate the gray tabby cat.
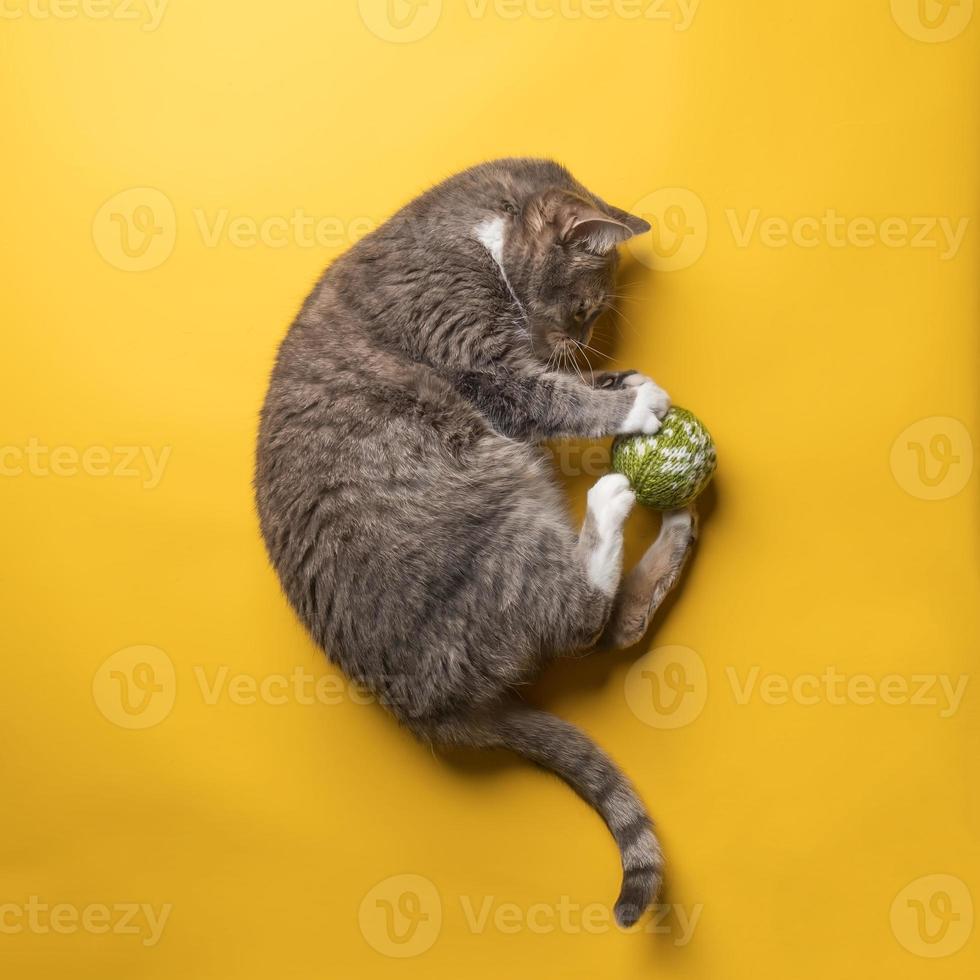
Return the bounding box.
[255,158,698,927]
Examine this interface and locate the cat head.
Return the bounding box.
[491,188,650,360]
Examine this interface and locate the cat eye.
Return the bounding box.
[574,302,603,326]
[501,201,520,216]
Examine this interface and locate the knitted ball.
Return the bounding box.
[611,407,717,509]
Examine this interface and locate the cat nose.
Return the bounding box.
[577,309,601,338]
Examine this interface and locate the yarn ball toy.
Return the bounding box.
[611,407,717,509]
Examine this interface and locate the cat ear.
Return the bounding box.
[598,204,652,238]
[562,209,641,254]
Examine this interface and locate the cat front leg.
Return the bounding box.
[614,371,671,435]
[594,369,647,390]
[579,473,636,595]
[556,474,636,654]
[449,368,670,440]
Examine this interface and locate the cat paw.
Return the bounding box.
[585,475,635,596]
[588,474,636,533]
[596,370,641,390]
[617,376,671,434]
[660,505,698,548]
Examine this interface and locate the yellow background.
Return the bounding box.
[2,1,978,977]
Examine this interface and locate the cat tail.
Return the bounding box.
[435,698,662,928]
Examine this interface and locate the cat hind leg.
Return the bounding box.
[602,507,697,649]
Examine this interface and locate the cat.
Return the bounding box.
[254,158,698,927]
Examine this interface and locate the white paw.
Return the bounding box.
[586,475,635,595]
[588,474,635,531]
[618,378,671,435]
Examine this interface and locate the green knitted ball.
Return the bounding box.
[612,407,717,509]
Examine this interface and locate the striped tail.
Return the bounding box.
[439,699,663,927]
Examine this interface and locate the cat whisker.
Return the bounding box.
[570,341,596,387]
[605,305,640,337]
[576,340,610,361]
[560,346,574,379]
[545,345,559,374]
[564,342,591,389]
